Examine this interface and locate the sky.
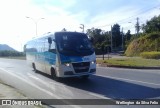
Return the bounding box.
[0,0,160,51]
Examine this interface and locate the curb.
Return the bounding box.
[97,63,160,69]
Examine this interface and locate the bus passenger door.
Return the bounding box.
[35,39,46,72]
[44,37,57,75]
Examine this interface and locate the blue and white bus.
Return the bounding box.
[25,32,96,79]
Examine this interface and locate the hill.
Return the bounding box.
[125,32,160,56]
[0,44,16,51]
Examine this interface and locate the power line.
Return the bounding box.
[117,4,160,23]
[94,3,160,28]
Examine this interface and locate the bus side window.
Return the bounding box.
[44,39,49,52]
[48,37,56,53]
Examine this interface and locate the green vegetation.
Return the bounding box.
[97,57,160,67]
[0,50,26,60]
[86,14,160,67]
[125,15,160,57]
[87,24,123,54]
[140,51,160,59]
[0,56,26,60]
[85,14,160,56]
[87,28,111,54]
[0,50,25,57]
[125,32,160,56]
[141,15,160,33]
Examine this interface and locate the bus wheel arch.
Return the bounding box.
[51,67,58,79]
[32,63,37,72]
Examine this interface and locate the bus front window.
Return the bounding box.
[56,32,94,56]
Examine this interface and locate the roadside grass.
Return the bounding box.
[0,56,26,60]
[1,56,160,67]
[96,57,160,67]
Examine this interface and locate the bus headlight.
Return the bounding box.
[91,60,96,64]
[64,63,70,67]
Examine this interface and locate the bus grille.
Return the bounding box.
[72,62,90,73]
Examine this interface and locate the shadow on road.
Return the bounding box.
[36,71,160,99]
[60,75,160,99]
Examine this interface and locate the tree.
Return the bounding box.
[0,50,25,57]
[112,24,121,48]
[125,30,131,41]
[86,28,102,45]
[124,30,132,50]
[141,24,146,33]
[142,15,160,33]
[86,28,111,54]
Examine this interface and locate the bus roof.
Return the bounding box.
[26,31,86,44]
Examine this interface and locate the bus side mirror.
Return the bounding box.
[48,37,52,44]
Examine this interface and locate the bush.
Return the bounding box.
[140,52,160,59]
[125,32,160,56]
[0,50,25,57]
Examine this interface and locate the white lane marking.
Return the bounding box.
[97,67,160,75]
[0,68,82,108]
[96,74,160,86]
[0,68,59,98]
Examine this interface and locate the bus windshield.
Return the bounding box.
[55,32,94,56]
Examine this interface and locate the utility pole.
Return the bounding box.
[111,25,113,52]
[80,24,84,33]
[121,27,124,50]
[135,17,140,36]
[26,17,45,37]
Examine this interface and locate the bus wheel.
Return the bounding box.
[51,68,59,81]
[81,75,89,80]
[32,63,37,73]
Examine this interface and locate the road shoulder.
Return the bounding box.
[0,80,44,108]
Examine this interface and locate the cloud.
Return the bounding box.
[0,0,160,51]
[65,0,160,28]
[83,5,139,31]
[0,0,48,51]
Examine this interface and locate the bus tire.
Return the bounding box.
[51,68,59,81]
[32,63,37,73]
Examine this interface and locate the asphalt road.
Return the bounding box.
[0,58,160,108]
